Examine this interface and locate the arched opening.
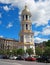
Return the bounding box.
[26,24,28,30]
[26,15,28,20]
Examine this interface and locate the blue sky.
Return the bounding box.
[0,0,50,43]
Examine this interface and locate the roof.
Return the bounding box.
[0,37,19,42]
[21,5,31,16]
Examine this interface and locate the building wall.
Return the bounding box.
[0,38,19,50]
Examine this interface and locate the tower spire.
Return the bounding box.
[25,3,27,9]
[25,5,27,9]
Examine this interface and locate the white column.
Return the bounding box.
[24,15,26,20]
[30,25,31,30]
[28,25,30,30]
[28,16,29,20]
[24,24,26,30]
[28,25,31,30]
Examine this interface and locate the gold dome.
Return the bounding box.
[21,5,31,17]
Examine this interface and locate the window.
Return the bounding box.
[26,24,28,30]
[26,15,28,20]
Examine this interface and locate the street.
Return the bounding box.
[0,59,50,65]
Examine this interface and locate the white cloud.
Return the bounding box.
[34,37,48,43]
[34,31,41,36]
[0,0,50,26]
[34,25,50,36]
[0,0,18,4]
[42,25,50,35]
[0,35,3,38]
[6,22,13,28]
[0,0,11,4]
[31,0,50,26]
[3,6,10,11]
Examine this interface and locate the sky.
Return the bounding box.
[0,0,50,43]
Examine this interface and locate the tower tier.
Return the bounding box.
[19,5,35,55]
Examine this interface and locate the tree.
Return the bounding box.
[12,49,17,56]
[17,48,25,56]
[7,49,10,55]
[45,40,50,47]
[35,47,44,56]
[0,49,4,54]
[26,48,34,55]
[43,47,50,56]
[0,49,10,55]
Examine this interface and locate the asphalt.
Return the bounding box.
[0,59,50,65]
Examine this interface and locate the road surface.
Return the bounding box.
[0,59,50,65]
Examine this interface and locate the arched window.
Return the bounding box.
[26,24,28,30]
[26,15,28,20]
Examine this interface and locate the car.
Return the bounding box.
[16,56,24,60]
[36,56,50,63]
[3,55,9,59]
[25,56,36,61]
[47,58,50,63]
[9,56,17,60]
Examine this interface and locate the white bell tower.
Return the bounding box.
[19,5,35,55]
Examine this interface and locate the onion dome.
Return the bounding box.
[21,5,31,17]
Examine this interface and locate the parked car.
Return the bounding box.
[9,56,17,60]
[36,56,50,63]
[25,56,36,61]
[16,56,24,60]
[0,55,3,59]
[3,55,9,59]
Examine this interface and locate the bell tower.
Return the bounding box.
[19,5,35,55]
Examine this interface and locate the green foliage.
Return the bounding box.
[35,40,50,56]
[17,48,25,56]
[0,50,4,55]
[42,40,50,56]
[0,48,25,56]
[43,47,50,56]
[12,49,17,56]
[26,48,34,55]
[35,47,43,56]
[45,40,50,47]
[0,49,10,55]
